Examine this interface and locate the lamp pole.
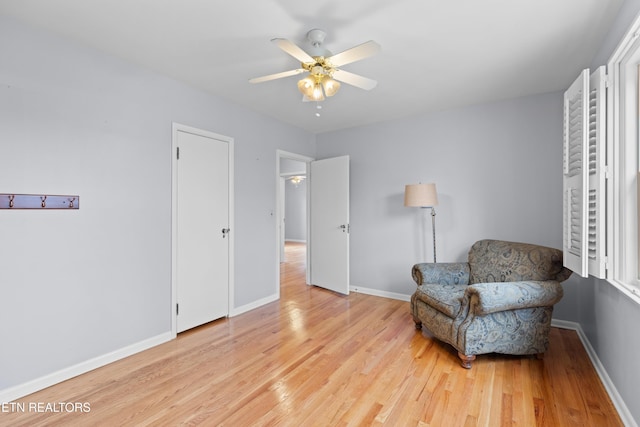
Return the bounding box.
[430,206,437,263]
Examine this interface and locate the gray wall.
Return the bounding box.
[284,179,307,242]
[316,92,568,300]
[281,158,307,242]
[0,17,315,391]
[280,158,306,175]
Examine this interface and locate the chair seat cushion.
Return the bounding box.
[414,283,468,318]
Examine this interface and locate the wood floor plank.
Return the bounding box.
[1,242,624,426]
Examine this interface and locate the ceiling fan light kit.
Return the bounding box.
[250,29,380,103]
[297,73,341,102]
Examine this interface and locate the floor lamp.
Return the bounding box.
[404,183,439,263]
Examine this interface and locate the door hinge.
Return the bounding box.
[176,303,179,315]
[177,147,180,160]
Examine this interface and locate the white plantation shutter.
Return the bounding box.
[563,69,589,277]
[587,66,607,279]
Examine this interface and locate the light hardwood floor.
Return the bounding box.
[2,242,622,426]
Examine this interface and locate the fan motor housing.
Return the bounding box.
[306,29,332,58]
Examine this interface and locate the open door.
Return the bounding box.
[309,156,350,295]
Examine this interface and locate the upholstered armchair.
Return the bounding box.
[410,239,572,368]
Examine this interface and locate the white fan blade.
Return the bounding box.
[272,38,315,63]
[332,69,377,90]
[328,40,381,67]
[249,69,305,84]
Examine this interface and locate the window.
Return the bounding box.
[563,13,640,302]
[608,23,640,295]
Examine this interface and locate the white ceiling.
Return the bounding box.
[1,0,624,134]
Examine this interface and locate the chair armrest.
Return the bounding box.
[412,262,470,286]
[466,280,564,315]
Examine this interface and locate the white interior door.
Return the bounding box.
[174,127,231,333]
[309,156,350,294]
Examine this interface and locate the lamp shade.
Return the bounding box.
[404,183,438,207]
[322,76,340,97]
[297,76,315,98]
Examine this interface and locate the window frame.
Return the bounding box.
[606,14,640,302]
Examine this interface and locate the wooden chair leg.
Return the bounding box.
[413,317,422,330]
[458,352,475,369]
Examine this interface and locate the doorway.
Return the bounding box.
[276,151,351,297]
[281,160,307,258]
[277,151,312,294]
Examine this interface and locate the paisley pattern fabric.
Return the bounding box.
[466,280,563,315]
[468,239,571,284]
[459,307,554,355]
[412,262,470,286]
[410,239,572,360]
[414,283,467,318]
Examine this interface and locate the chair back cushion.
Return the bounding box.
[468,239,571,284]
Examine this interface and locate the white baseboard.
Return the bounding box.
[551,319,637,427]
[230,293,279,317]
[350,285,411,302]
[0,332,173,404]
[284,239,306,243]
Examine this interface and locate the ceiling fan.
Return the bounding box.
[249,29,381,102]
